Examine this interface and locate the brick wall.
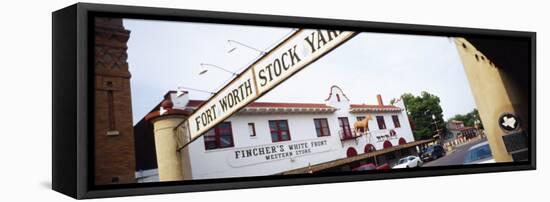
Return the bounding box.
[94,17,136,185]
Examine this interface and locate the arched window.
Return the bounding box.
[383,140,393,149]
[346,147,358,157]
[398,137,407,145]
[364,144,376,153]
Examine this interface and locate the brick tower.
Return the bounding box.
[94,17,136,185]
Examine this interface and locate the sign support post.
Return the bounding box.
[453,38,516,162]
[146,99,193,181]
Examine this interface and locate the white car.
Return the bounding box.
[464,141,495,164]
[392,156,423,169]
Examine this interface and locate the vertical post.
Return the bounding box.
[146,99,192,181]
[453,38,514,162]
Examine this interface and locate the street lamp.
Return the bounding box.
[227,39,266,55]
[177,86,215,95]
[426,111,442,143]
[198,63,239,76]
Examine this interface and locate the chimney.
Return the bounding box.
[376,94,383,106]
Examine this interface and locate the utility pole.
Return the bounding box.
[431,114,442,144]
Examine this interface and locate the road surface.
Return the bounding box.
[423,138,487,167]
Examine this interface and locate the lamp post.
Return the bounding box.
[227,39,266,55]
[198,63,239,76]
[432,114,441,142]
[424,110,441,144]
[176,86,215,95]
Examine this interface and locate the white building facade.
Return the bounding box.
[171,85,416,180]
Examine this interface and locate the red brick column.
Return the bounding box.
[94,17,136,185]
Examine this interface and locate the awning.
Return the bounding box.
[279,139,435,175]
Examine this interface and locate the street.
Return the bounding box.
[423,138,487,167]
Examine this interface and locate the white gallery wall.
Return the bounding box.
[0,0,548,201]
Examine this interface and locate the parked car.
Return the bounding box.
[421,145,446,161]
[352,163,377,171]
[352,163,390,171]
[464,141,495,164]
[392,156,422,169]
[375,163,390,171]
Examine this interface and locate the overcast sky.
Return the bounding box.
[124,19,477,124]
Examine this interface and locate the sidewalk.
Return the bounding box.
[445,136,485,154]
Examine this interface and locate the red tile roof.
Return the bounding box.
[349,104,400,109]
[186,100,334,109]
[186,100,398,109]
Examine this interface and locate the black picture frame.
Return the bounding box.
[52,3,536,199]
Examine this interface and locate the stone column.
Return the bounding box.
[145,99,193,181]
[453,38,514,162]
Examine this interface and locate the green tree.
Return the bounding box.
[398,92,446,140]
[448,109,484,129]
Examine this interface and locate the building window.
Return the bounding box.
[392,115,401,128]
[248,123,256,137]
[346,147,358,157]
[204,122,234,150]
[376,116,386,130]
[336,93,341,102]
[107,90,115,130]
[365,144,376,153]
[269,120,291,142]
[314,118,331,137]
[383,140,393,149]
[398,137,407,145]
[346,147,360,169]
[338,117,353,138]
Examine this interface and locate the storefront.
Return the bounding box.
[135,85,424,180]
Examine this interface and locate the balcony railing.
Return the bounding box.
[339,129,362,141]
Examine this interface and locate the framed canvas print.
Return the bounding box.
[52,3,536,199]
